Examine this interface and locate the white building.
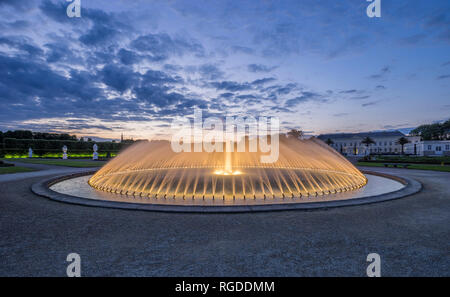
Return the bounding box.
[404,140,450,156]
[318,131,420,156]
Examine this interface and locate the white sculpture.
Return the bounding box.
[62,145,68,160]
[28,148,33,158]
[93,144,98,160]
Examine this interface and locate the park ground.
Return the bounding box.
[0,159,448,276]
[357,161,450,172]
[356,155,450,172]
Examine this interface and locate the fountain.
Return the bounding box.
[87,137,368,201]
[36,136,421,212]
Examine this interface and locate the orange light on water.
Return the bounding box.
[214,169,242,176]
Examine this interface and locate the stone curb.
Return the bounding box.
[31,170,422,213]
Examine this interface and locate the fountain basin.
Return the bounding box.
[31,170,421,212]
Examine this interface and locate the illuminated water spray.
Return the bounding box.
[215,140,241,176]
[88,137,367,201]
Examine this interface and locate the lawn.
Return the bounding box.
[0,166,36,174]
[361,155,450,165]
[357,162,450,172]
[6,159,107,168]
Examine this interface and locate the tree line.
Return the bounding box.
[0,130,134,158]
[409,119,450,140]
[0,130,78,142]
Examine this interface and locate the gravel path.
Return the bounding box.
[0,161,97,182]
[0,166,448,276]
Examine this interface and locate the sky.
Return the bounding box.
[0,0,449,140]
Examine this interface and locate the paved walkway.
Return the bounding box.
[0,166,449,276]
[0,161,97,183]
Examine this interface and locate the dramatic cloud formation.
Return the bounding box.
[0,0,449,138]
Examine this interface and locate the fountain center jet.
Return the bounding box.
[214,140,242,176]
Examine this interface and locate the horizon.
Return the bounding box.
[1,0,449,140]
[0,125,425,142]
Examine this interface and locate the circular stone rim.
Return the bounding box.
[31,170,422,213]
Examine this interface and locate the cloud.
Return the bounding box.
[437,74,450,80]
[197,64,224,80]
[251,77,276,85]
[39,0,132,48]
[230,46,254,54]
[130,33,204,61]
[79,23,119,46]
[361,101,379,107]
[219,92,234,98]
[44,42,78,63]
[333,113,349,117]
[141,69,182,85]
[163,64,183,72]
[39,0,75,23]
[100,64,138,92]
[247,64,277,73]
[0,35,43,57]
[264,83,298,96]
[1,0,448,136]
[0,0,35,11]
[350,95,370,100]
[210,81,252,92]
[0,46,205,125]
[0,53,106,121]
[339,89,358,94]
[284,91,325,108]
[0,20,30,31]
[368,66,391,79]
[117,48,141,65]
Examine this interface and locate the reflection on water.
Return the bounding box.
[50,174,404,206]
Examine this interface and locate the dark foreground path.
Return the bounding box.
[0,167,448,276]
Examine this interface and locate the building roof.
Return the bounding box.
[318,131,405,140]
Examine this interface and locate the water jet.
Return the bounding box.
[37,137,422,212]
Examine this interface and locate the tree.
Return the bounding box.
[410,118,450,140]
[325,138,334,146]
[361,136,375,155]
[4,130,33,139]
[396,137,410,154]
[287,129,304,139]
